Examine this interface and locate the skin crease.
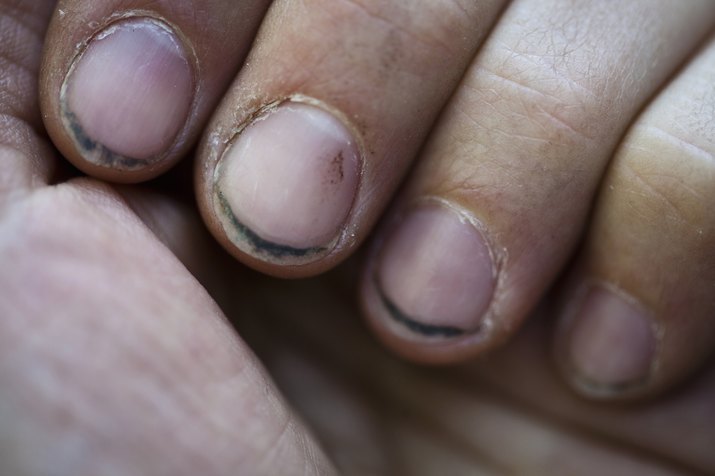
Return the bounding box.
[2,1,715,476]
[359,0,715,366]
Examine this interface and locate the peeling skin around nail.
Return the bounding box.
[374,274,467,339]
[215,190,327,259]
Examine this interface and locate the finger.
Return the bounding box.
[0,180,335,474]
[2,4,333,471]
[40,0,271,183]
[0,0,56,200]
[241,267,715,475]
[359,0,715,362]
[469,315,715,474]
[554,35,715,400]
[195,0,509,277]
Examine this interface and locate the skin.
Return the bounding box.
[40,0,272,182]
[2,0,715,474]
[36,0,715,394]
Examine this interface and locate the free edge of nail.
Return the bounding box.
[215,189,327,260]
[373,272,468,339]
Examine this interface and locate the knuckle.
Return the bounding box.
[322,0,479,56]
[470,63,599,145]
[613,124,715,230]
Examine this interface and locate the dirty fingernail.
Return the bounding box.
[375,204,495,339]
[564,284,656,394]
[63,18,194,169]
[214,101,361,264]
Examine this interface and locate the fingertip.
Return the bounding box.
[212,100,362,267]
[41,1,271,183]
[358,200,507,365]
[43,14,196,182]
[554,281,659,400]
[194,96,368,279]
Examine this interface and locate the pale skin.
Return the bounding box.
[1,1,715,475]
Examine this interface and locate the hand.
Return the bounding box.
[1,1,714,474]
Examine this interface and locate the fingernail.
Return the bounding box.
[214,101,361,264]
[375,203,495,339]
[564,284,656,394]
[62,18,194,169]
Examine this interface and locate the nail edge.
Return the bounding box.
[216,190,328,260]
